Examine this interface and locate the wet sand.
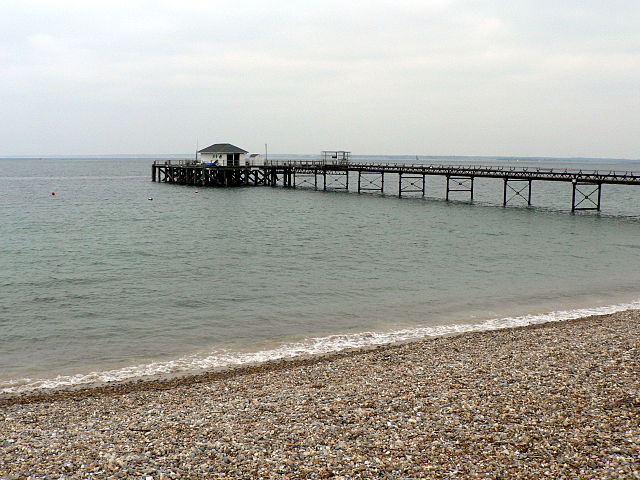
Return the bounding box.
[1,311,639,479]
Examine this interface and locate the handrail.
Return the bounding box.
[154,160,640,181]
[260,161,640,179]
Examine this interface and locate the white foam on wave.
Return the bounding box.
[3,300,639,394]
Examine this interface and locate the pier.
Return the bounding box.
[152,160,640,212]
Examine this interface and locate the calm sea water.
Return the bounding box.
[1,156,639,392]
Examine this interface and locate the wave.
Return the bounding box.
[2,300,639,394]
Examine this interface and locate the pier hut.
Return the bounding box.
[322,151,351,165]
[198,143,249,167]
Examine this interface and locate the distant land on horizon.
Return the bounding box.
[1,153,639,162]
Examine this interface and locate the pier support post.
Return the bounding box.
[355,171,384,194]
[446,176,474,202]
[322,169,349,191]
[291,169,317,189]
[572,180,602,212]
[503,178,507,206]
[399,172,426,198]
[503,178,533,207]
[283,168,293,187]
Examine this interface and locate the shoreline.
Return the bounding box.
[0,309,637,407]
[3,299,639,402]
[1,310,638,478]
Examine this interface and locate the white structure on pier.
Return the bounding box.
[198,143,250,166]
[322,151,351,165]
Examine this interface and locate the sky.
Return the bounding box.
[1,0,639,157]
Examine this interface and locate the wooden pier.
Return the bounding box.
[152,160,640,212]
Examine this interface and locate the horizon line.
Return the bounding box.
[1,153,639,162]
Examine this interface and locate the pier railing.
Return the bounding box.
[264,160,348,167]
[261,160,640,183]
[153,159,640,183]
[152,159,198,166]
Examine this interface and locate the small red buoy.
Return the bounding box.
[195,190,199,193]
[51,192,56,196]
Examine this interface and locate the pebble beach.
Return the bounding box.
[1,311,639,479]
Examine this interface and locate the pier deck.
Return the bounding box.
[152,160,640,212]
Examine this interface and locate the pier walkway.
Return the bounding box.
[152,160,640,212]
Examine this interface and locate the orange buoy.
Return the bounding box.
[195,189,199,193]
[51,192,56,196]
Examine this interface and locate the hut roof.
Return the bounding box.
[198,143,248,154]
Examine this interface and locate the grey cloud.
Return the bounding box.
[0,0,638,157]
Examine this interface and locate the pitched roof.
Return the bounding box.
[198,143,248,154]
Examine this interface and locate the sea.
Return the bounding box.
[1,155,639,393]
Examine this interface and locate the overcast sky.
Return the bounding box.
[1,0,638,157]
